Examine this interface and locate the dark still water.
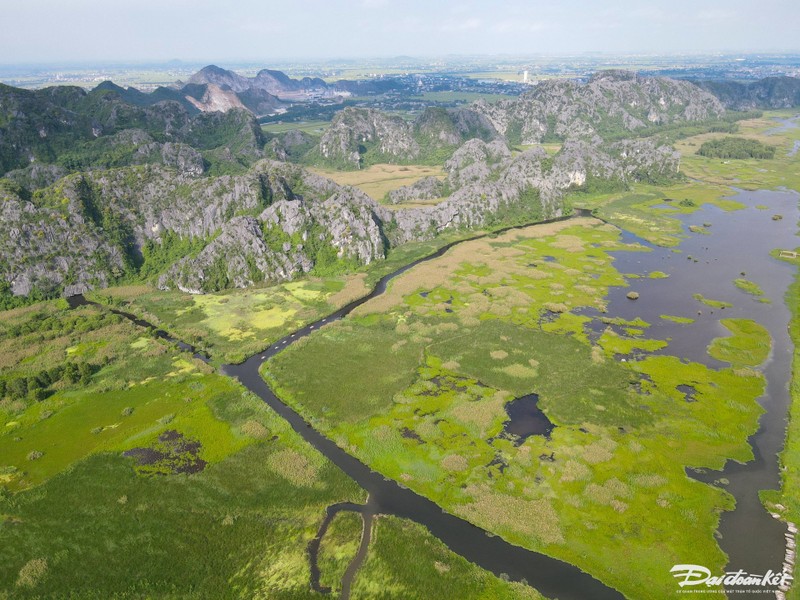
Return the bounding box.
[502,393,555,443]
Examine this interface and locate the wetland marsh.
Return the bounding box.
[2,110,800,599]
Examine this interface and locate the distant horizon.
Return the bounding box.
[3,50,800,71]
[4,0,800,64]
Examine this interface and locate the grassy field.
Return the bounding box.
[0,300,264,490]
[87,276,370,364]
[261,120,330,135]
[774,251,800,599]
[707,318,772,367]
[310,163,445,201]
[675,111,800,193]
[265,218,769,598]
[0,297,536,598]
[352,516,542,599]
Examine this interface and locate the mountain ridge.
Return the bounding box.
[0,69,772,303]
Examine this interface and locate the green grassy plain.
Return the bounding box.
[707,318,772,367]
[261,120,330,135]
[352,516,542,599]
[88,276,370,364]
[775,255,800,599]
[265,218,768,598]
[0,294,533,599]
[674,111,800,193]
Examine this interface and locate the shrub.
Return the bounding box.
[697,136,776,159]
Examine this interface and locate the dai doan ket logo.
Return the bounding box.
[671,564,793,589]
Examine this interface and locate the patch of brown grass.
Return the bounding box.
[241,420,270,439]
[266,449,320,488]
[310,164,445,200]
[16,558,47,588]
[328,273,370,307]
[458,485,564,545]
[441,454,469,472]
[449,391,509,435]
[355,218,601,316]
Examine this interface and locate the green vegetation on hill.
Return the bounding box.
[698,136,776,159]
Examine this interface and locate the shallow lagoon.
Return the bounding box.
[601,188,799,581]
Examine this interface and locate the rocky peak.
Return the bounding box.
[187,65,252,93]
[184,83,248,113]
[319,107,419,167]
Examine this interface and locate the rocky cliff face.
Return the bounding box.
[0,185,120,297]
[252,69,329,96]
[413,106,498,149]
[0,159,388,296]
[386,176,444,204]
[266,130,318,162]
[184,83,249,114]
[443,139,512,188]
[319,107,420,167]
[380,135,679,246]
[186,64,395,100]
[313,72,712,168]
[185,66,286,114]
[0,71,695,301]
[187,65,334,103]
[158,168,385,293]
[317,106,499,167]
[187,65,253,93]
[471,70,725,144]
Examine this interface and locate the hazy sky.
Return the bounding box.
[2,0,799,63]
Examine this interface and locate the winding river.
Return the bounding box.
[70,211,625,600]
[69,186,800,597]
[221,212,626,600]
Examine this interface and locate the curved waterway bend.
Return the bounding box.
[223,212,624,600]
[70,211,623,600]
